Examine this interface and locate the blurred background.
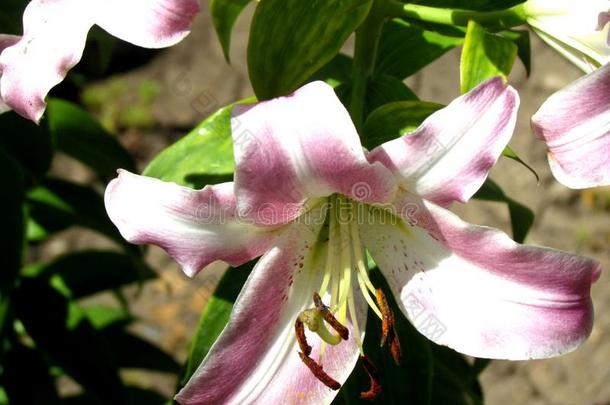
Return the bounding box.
[14,1,610,403]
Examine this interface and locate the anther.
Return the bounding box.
[298,352,341,390]
[375,288,401,365]
[359,355,382,400]
[313,292,349,340]
[295,318,312,356]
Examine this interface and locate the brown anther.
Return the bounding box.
[359,355,382,400]
[295,318,312,356]
[298,352,341,390]
[313,292,325,309]
[312,292,349,341]
[375,288,401,365]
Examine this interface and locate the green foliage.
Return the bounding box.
[362,101,443,150]
[12,278,126,404]
[144,103,237,188]
[210,0,253,61]
[407,0,525,11]
[47,99,136,181]
[460,20,517,93]
[248,0,372,99]
[26,178,131,248]
[0,151,25,291]
[1,344,62,404]
[27,251,155,299]
[376,19,464,80]
[474,179,535,243]
[0,111,53,181]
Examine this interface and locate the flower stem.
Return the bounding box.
[383,1,527,30]
[349,0,387,130]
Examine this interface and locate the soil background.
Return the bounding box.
[41,2,610,404]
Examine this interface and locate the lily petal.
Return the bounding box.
[0,0,199,122]
[176,207,366,405]
[368,77,519,206]
[232,81,397,226]
[532,63,610,188]
[104,170,278,277]
[361,191,600,360]
[0,35,19,115]
[94,0,200,48]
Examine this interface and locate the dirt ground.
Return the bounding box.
[41,2,610,404]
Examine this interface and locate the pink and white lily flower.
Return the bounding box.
[105,79,600,404]
[532,62,610,188]
[524,0,610,72]
[0,0,200,123]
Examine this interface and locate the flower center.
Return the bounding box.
[294,195,401,398]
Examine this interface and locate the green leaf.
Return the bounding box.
[407,0,525,11]
[460,20,517,93]
[210,0,253,61]
[248,0,372,99]
[64,387,166,405]
[177,261,254,389]
[362,101,443,150]
[499,29,531,76]
[474,179,534,243]
[429,345,483,405]
[83,305,133,329]
[0,111,53,180]
[26,178,132,249]
[0,151,25,291]
[502,145,539,182]
[47,99,136,181]
[366,75,418,115]
[2,344,62,405]
[311,53,354,88]
[34,251,156,299]
[143,104,237,188]
[0,0,28,34]
[12,278,126,404]
[102,326,181,373]
[377,19,464,80]
[333,268,433,405]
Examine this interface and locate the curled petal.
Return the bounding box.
[104,170,278,277]
[368,77,519,206]
[176,207,367,405]
[0,0,199,122]
[94,0,200,48]
[532,63,610,188]
[361,192,600,360]
[232,81,397,226]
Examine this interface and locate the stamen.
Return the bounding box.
[298,352,341,390]
[294,318,312,356]
[359,355,382,400]
[356,272,383,319]
[375,288,402,365]
[347,289,364,354]
[349,220,383,320]
[313,292,349,341]
[337,221,352,323]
